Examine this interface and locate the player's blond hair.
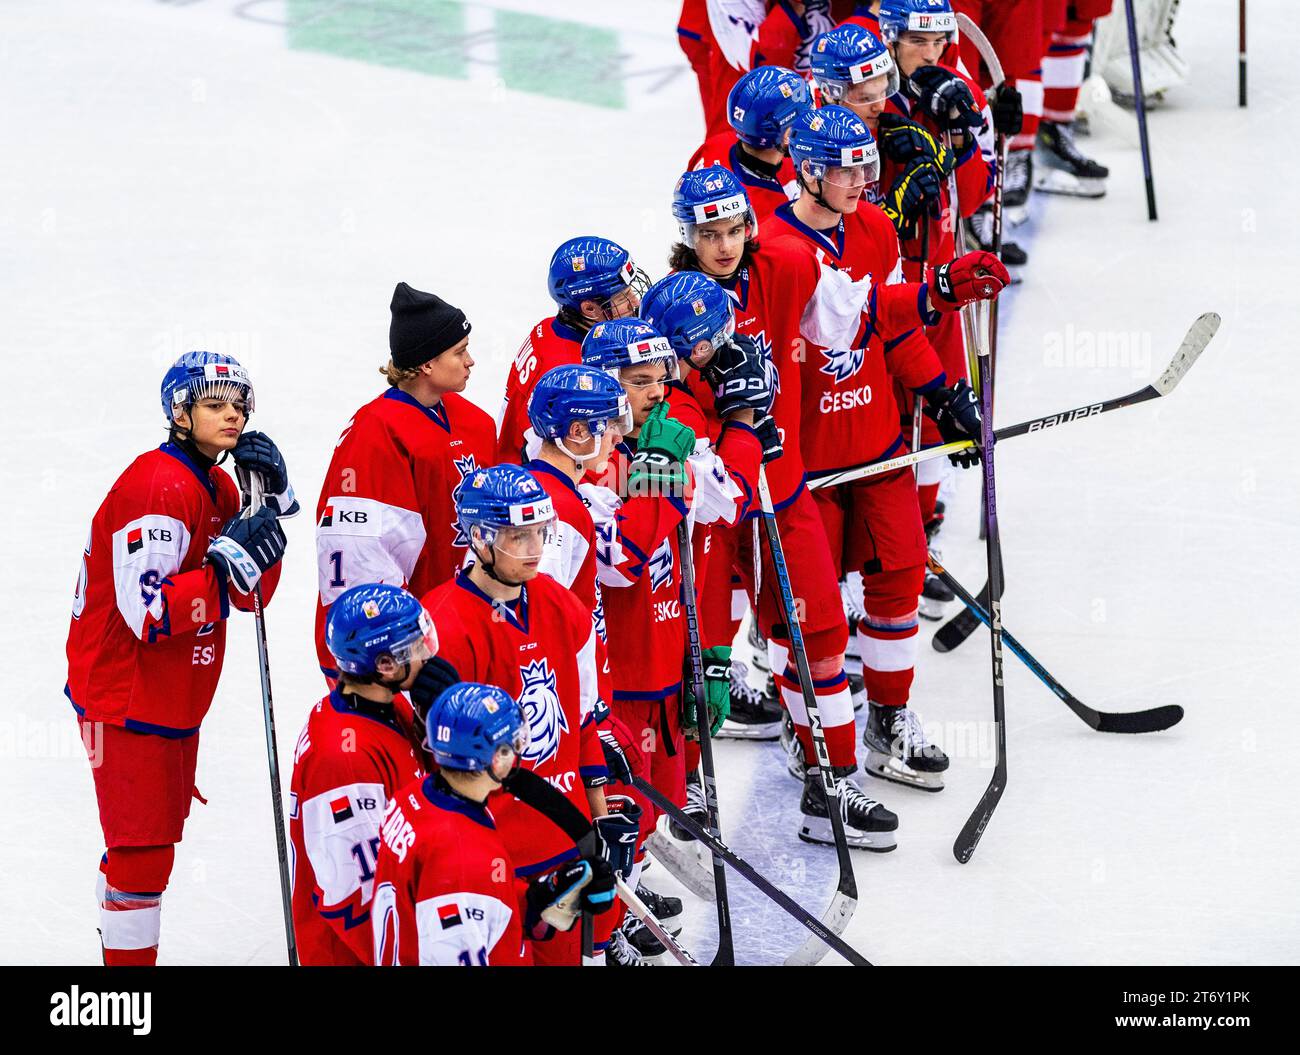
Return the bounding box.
[379,359,423,387]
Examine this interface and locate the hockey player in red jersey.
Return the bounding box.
[289,583,461,965]
[495,236,650,465]
[688,65,810,226]
[667,164,1004,844]
[372,682,616,967]
[639,270,786,742]
[66,351,291,965]
[419,464,615,965]
[775,105,987,791]
[314,282,495,682]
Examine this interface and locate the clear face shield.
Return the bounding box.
[678,192,759,250]
[819,51,901,107]
[804,140,882,192]
[387,608,439,669]
[884,11,958,46]
[487,722,532,782]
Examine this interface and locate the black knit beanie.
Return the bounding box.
[389,282,471,368]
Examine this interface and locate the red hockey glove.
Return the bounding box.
[926,252,1010,313]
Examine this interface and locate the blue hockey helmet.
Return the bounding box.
[639,272,735,359]
[727,65,811,150]
[547,236,650,316]
[426,682,530,777]
[580,318,677,378]
[877,0,958,45]
[527,364,633,451]
[325,583,438,679]
[787,105,880,186]
[810,24,901,105]
[160,350,254,426]
[671,165,759,248]
[454,463,557,555]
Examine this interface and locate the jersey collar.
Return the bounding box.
[728,141,783,192]
[159,442,218,501]
[327,687,405,734]
[455,567,530,633]
[383,387,450,432]
[715,265,752,313]
[549,317,585,344]
[525,458,580,497]
[774,200,846,261]
[421,775,496,829]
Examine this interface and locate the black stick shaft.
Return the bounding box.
[676,521,734,966]
[1123,0,1158,220]
[1239,0,1247,107]
[632,776,871,966]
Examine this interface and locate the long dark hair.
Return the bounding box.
[667,238,761,276]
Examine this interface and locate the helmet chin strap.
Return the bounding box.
[804,174,845,215]
[475,540,528,590]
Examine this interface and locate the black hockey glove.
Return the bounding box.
[232,431,299,516]
[753,413,784,464]
[923,381,982,468]
[988,82,1024,137]
[408,656,461,726]
[880,159,945,238]
[596,722,633,785]
[701,333,775,418]
[904,65,983,134]
[207,506,286,593]
[594,795,643,880]
[525,856,617,935]
[875,112,953,174]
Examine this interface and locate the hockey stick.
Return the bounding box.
[632,776,871,966]
[926,554,1184,733]
[807,312,1218,489]
[954,13,1005,88]
[953,247,1007,867]
[616,877,700,966]
[1123,0,1158,220]
[755,468,858,967]
[236,468,297,966]
[644,827,716,900]
[676,520,735,966]
[928,310,1219,652]
[503,768,691,966]
[1239,0,1248,107]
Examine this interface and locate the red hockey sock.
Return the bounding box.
[1042,17,1094,122]
[99,845,175,966]
[769,641,856,769]
[857,567,924,708]
[1009,73,1043,152]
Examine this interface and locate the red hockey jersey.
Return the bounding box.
[289,689,426,966]
[65,442,282,737]
[372,776,531,966]
[420,570,605,877]
[314,388,496,678]
[495,316,586,465]
[767,200,946,479]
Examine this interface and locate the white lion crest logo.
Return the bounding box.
[819,345,865,383]
[449,454,481,547]
[517,659,568,766]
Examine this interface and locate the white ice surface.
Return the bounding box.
[1,0,1296,965]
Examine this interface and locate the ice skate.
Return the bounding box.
[862,701,949,792]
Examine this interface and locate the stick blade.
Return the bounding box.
[1094,704,1185,735]
[645,830,716,901]
[953,770,1006,864]
[783,890,857,966]
[933,604,982,652]
[1153,313,1219,396]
